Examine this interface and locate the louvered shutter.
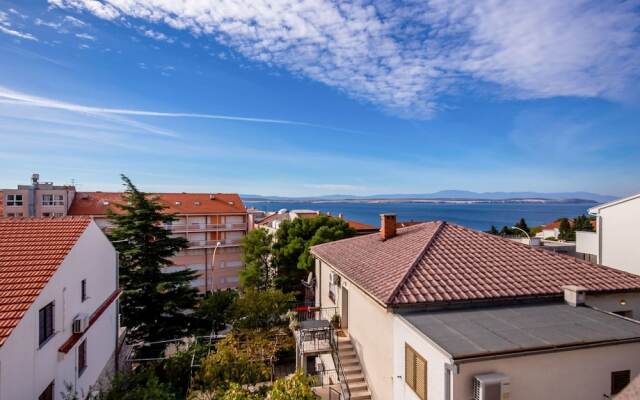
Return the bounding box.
[415,355,427,400]
[405,344,415,389]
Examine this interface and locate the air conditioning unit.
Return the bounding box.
[473,373,510,400]
[72,313,90,334]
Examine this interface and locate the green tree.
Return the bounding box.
[488,225,499,235]
[99,369,176,400]
[195,289,238,335]
[268,370,319,400]
[499,226,513,236]
[574,214,594,232]
[108,175,198,351]
[240,228,274,290]
[272,216,356,294]
[229,288,294,330]
[558,218,574,241]
[514,218,530,235]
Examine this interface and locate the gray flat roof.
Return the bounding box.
[402,303,640,360]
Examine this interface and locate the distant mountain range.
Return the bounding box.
[241,190,616,203]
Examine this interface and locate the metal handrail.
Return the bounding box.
[165,223,247,232]
[329,387,342,400]
[331,330,351,400]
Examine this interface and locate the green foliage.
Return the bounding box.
[218,384,263,400]
[229,288,294,330]
[157,343,209,398]
[574,214,594,232]
[98,369,176,400]
[108,175,198,352]
[514,218,530,235]
[240,228,275,290]
[558,218,575,241]
[499,226,513,236]
[267,370,319,400]
[196,289,238,334]
[194,335,271,392]
[272,216,356,294]
[488,225,499,235]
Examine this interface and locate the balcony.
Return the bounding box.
[188,238,243,249]
[164,223,247,232]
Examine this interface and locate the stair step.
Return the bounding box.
[346,374,365,383]
[350,390,372,400]
[349,381,369,391]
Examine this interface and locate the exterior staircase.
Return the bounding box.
[337,334,371,400]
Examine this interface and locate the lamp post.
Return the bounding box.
[511,226,531,242]
[210,241,222,294]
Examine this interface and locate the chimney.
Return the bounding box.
[31,173,39,186]
[561,285,587,307]
[380,214,397,240]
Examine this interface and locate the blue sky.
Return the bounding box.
[0,0,639,196]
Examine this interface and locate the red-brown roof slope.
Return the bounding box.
[311,222,640,307]
[68,192,246,216]
[347,220,378,232]
[0,217,91,345]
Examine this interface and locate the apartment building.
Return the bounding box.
[68,192,248,292]
[0,217,119,400]
[301,214,640,400]
[1,173,76,217]
[577,193,640,274]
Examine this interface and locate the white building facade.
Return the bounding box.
[577,193,640,275]
[0,219,119,400]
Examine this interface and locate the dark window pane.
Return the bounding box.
[612,370,631,395]
[38,381,54,400]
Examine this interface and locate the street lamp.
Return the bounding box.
[511,226,531,242]
[209,241,222,294]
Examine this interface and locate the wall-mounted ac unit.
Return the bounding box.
[473,373,510,400]
[329,272,341,286]
[72,313,90,334]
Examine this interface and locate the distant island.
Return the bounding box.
[241,190,613,204]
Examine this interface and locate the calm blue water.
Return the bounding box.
[245,201,592,231]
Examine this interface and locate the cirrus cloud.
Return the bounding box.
[47,0,640,118]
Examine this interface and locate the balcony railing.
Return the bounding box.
[165,223,247,232]
[188,238,243,249]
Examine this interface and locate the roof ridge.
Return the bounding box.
[385,221,446,304]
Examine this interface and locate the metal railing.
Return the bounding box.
[188,238,243,248]
[329,387,342,400]
[312,369,340,387]
[296,306,338,323]
[165,223,247,232]
[332,342,352,400]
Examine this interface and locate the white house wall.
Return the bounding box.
[316,259,395,400]
[598,197,640,275]
[0,221,118,400]
[586,292,640,320]
[453,342,640,400]
[393,315,452,400]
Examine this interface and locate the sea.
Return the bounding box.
[244,201,593,231]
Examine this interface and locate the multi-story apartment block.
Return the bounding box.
[0,217,119,400]
[1,173,76,218]
[68,192,248,292]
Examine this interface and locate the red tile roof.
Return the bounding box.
[541,219,596,230]
[68,192,246,216]
[311,222,640,306]
[0,217,91,345]
[347,220,378,232]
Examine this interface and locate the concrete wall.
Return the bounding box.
[586,292,640,320]
[598,197,640,275]
[576,231,598,256]
[393,315,452,400]
[453,342,640,400]
[0,221,118,400]
[316,260,395,400]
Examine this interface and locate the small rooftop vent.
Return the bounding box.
[81,193,89,199]
[562,285,587,307]
[228,201,234,205]
[194,201,201,206]
[175,201,182,206]
[102,200,110,206]
[209,194,216,200]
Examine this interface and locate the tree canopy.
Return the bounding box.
[271,216,356,294]
[108,175,198,351]
[229,288,294,330]
[240,228,275,290]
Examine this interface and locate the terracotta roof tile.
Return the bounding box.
[68,192,246,216]
[0,217,91,346]
[311,222,640,306]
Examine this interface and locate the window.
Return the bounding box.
[6,194,23,206]
[611,370,631,395]
[38,302,55,346]
[38,381,54,400]
[42,194,64,206]
[81,279,87,302]
[78,339,87,376]
[405,344,427,400]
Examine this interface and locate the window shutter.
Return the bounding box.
[415,355,427,400]
[405,345,415,389]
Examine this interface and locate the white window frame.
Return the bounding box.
[6,194,23,207]
[42,194,64,207]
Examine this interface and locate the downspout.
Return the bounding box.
[597,215,603,264]
[445,361,455,400]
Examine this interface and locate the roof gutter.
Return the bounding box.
[452,336,640,364]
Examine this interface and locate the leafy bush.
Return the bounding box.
[268,370,319,400]
[229,288,294,329]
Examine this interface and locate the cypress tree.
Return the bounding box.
[108,175,198,353]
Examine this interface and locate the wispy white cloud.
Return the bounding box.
[0,86,346,131]
[0,25,38,41]
[75,32,95,40]
[64,15,86,27]
[47,0,640,118]
[142,28,174,43]
[34,18,62,29]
